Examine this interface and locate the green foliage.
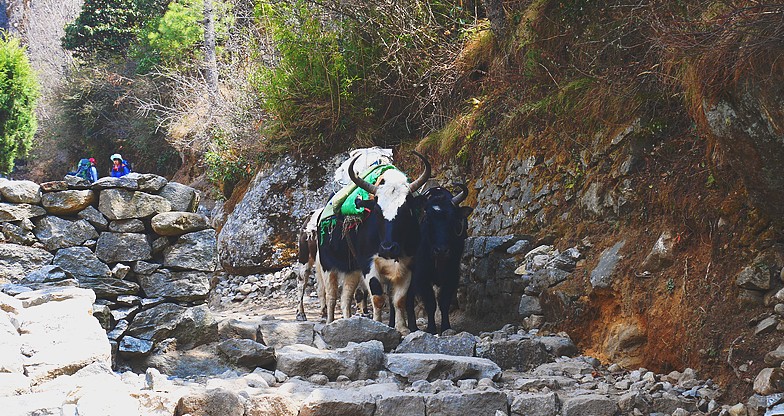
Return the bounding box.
[0,35,39,174]
[63,0,169,58]
[133,0,233,73]
[204,132,253,197]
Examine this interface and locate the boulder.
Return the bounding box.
[640,231,676,273]
[33,216,98,251]
[91,176,140,190]
[217,339,276,369]
[754,367,784,395]
[126,303,218,349]
[23,265,72,283]
[163,229,218,271]
[562,394,618,416]
[74,277,141,298]
[518,295,543,318]
[257,320,316,349]
[133,260,160,275]
[39,181,68,192]
[0,179,41,204]
[95,232,152,263]
[244,394,300,416]
[395,331,477,357]
[476,337,551,370]
[426,390,508,416]
[299,389,375,416]
[78,206,109,231]
[52,246,111,277]
[384,353,502,382]
[0,202,46,222]
[219,319,259,341]
[736,264,772,291]
[138,269,211,301]
[158,182,199,212]
[510,391,561,416]
[126,173,168,192]
[276,341,385,381]
[41,190,95,215]
[118,336,154,357]
[151,212,209,236]
[0,310,23,373]
[320,316,401,351]
[0,244,53,282]
[108,219,146,233]
[590,240,626,289]
[98,188,171,220]
[14,287,111,384]
[175,388,245,416]
[1,222,36,245]
[373,392,427,416]
[64,174,91,189]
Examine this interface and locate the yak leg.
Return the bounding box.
[315,259,327,320]
[295,262,309,321]
[354,279,370,317]
[325,270,339,324]
[437,283,457,333]
[341,271,361,319]
[405,284,419,332]
[420,284,438,334]
[390,283,410,335]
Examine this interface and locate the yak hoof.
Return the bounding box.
[296,312,307,321]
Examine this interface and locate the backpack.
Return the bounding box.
[74,159,91,181]
[123,159,133,173]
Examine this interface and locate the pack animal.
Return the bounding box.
[295,209,325,321]
[317,152,430,333]
[406,184,472,334]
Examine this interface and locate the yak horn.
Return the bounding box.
[408,151,431,192]
[452,183,468,205]
[349,155,379,195]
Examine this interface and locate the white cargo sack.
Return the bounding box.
[333,147,394,186]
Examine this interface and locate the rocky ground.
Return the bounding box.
[1,265,757,416]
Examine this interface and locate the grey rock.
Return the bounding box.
[52,246,111,277]
[78,206,109,231]
[510,391,560,416]
[533,359,596,377]
[218,319,259,341]
[425,390,508,416]
[538,335,578,357]
[107,320,129,340]
[175,388,244,416]
[133,260,161,275]
[0,244,53,282]
[562,394,618,416]
[118,336,154,357]
[754,367,784,395]
[91,176,140,190]
[98,188,171,220]
[109,219,145,233]
[39,181,68,192]
[257,320,316,349]
[518,295,543,318]
[92,304,112,330]
[217,339,276,369]
[640,231,675,273]
[651,392,697,414]
[396,331,477,356]
[33,216,98,251]
[374,392,427,416]
[0,203,46,222]
[476,337,550,370]
[41,190,95,215]
[138,269,211,301]
[75,277,140,297]
[385,353,502,382]
[126,173,168,192]
[158,182,199,212]
[736,264,772,291]
[64,174,91,188]
[590,240,626,289]
[756,316,779,335]
[126,303,218,349]
[2,222,36,245]
[0,179,41,204]
[23,265,72,283]
[321,316,401,351]
[163,229,217,271]
[276,341,385,380]
[112,263,131,279]
[299,389,375,416]
[95,232,152,263]
[151,212,209,236]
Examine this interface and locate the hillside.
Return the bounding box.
[7,0,784,406]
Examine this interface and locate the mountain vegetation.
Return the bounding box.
[0,34,39,174]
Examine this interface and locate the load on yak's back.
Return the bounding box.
[295,146,473,336]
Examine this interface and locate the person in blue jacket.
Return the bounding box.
[110,153,131,178]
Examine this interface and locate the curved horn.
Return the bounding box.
[408,151,431,192]
[451,183,468,205]
[348,155,378,195]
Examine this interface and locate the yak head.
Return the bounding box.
[350,151,430,259]
[415,184,473,261]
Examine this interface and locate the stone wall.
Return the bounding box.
[0,173,220,363]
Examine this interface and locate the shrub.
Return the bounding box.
[0,35,39,174]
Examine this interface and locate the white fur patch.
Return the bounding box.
[375,170,410,221]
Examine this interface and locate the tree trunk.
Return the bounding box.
[203,0,218,109]
[483,0,506,40]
